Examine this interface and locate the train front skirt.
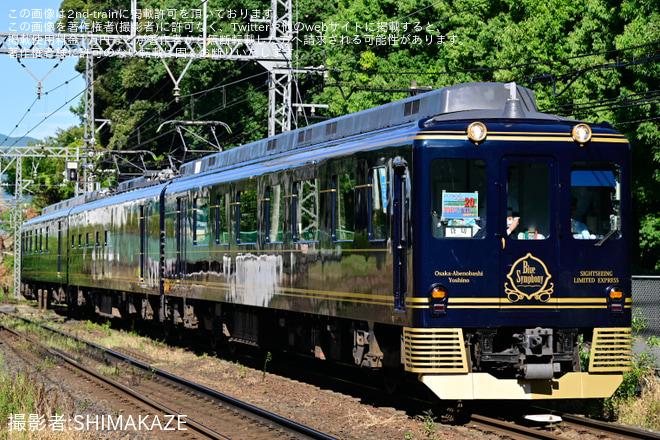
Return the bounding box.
[421,371,624,400]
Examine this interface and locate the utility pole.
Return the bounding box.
[82,53,95,195]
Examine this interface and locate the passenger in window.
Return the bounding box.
[507,213,519,236]
[571,197,591,239]
[473,218,487,238]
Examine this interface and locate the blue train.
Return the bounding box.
[21,82,632,400]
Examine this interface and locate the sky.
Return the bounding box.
[0,0,85,145]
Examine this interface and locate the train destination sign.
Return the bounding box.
[441,191,478,219]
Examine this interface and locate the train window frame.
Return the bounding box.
[78,234,82,249]
[368,167,388,241]
[430,158,487,239]
[237,189,258,245]
[215,193,229,246]
[265,185,284,244]
[71,234,75,249]
[332,173,355,242]
[293,179,319,243]
[45,226,49,253]
[193,197,209,246]
[570,161,621,241]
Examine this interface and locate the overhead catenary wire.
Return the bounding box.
[2,56,120,147]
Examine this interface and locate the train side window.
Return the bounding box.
[369,168,388,241]
[430,159,487,239]
[86,233,90,248]
[104,230,109,246]
[78,234,82,248]
[238,189,258,244]
[45,227,49,252]
[333,174,354,241]
[71,234,75,249]
[571,161,621,240]
[95,231,100,247]
[193,197,209,246]
[294,179,319,242]
[266,185,284,243]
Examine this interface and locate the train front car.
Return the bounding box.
[409,83,632,400]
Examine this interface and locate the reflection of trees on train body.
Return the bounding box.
[335,174,355,241]
[297,179,318,241]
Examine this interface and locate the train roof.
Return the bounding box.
[178,82,571,177]
[41,170,173,216]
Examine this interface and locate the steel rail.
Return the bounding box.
[469,414,572,440]
[559,413,660,440]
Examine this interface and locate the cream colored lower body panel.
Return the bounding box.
[421,372,623,400]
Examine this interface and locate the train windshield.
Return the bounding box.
[506,161,551,240]
[430,159,487,238]
[570,161,621,240]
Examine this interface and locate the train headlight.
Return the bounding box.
[467,122,487,144]
[572,123,592,145]
[429,285,448,316]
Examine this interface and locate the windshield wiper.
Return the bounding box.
[595,229,617,247]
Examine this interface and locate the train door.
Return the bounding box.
[392,162,409,311]
[176,197,189,288]
[500,157,558,311]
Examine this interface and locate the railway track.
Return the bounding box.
[4,308,660,440]
[468,411,660,440]
[557,413,660,440]
[0,310,337,440]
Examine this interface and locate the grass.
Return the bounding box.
[0,353,92,439]
[613,370,660,430]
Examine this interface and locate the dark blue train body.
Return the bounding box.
[21,83,632,400]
